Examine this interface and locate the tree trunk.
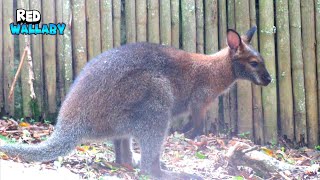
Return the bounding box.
[195,0,204,53]
[87,0,101,58]
[125,0,136,43]
[181,0,196,52]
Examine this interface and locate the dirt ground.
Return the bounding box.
[0,119,320,180]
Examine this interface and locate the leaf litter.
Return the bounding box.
[0,118,319,180]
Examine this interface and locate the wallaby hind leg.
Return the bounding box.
[135,112,202,179]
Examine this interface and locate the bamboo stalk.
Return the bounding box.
[125,0,136,43]
[204,0,218,53]
[235,0,253,139]
[195,0,204,53]
[227,0,237,135]
[0,0,3,110]
[3,0,15,115]
[301,0,318,147]
[171,0,179,48]
[30,0,44,117]
[113,0,121,47]
[160,0,171,45]
[315,0,320,146]
[288,0,307,146]
[72,0,87,76]
[276,0,294,141]
[56,0,65,103]
[259,0,278,143]
[86,0,101,58]
[218,0,228,134]
[101,0,113,51]
[17,0,32,117]
[147,0,159,43]
[136,0,147,42]
[181,0,196,52]
[62,0,73,93]
[250,0,263,144]
[204,0,219,133]
[43,0,57,114]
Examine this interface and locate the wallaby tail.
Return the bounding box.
[0,125,80,162]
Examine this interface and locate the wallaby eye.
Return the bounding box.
[249,61,258,68]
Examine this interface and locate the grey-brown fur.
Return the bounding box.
[0,27,270,179]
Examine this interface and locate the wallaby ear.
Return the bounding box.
[244,26,257,43]
[227,29,241,51]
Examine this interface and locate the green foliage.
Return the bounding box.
[238,131,251,139]
[232,176,244,180]
[0,135,16,144]
[195,151,207,159]
[315,145,320,151]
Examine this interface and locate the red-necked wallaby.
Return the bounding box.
[0,27,270,179]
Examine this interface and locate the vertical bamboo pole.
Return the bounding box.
[259,0,278,143]
[56,0,65,103]
[125,0,136,43]
[219,0,228,133]
[301,0,318,147]
[101,0,114,51]
[276,0,294,141]
[0,0,3,110]
[113,0,121,47]
[42,0,57,115]
[17,0,32,117]
[235,0,253,138]
[72,0,87,76]
[204,0,219,133]
[160,0,171,45]
[181,0,196,52]
[171,0,179,49]
[204,0,218,53]
[3,0,15,115]
[147,0,159,43]
[62,0,73,93]
[87,0,101,58]
[136,0,147,42]
[195,0,204,53]
[316,0,320,146]
[30,0,44,117]
[289,0,307,145]
[250,0,263,144]
[227,0,237,134]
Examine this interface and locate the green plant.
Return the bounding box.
[315,145,320,151]
[238,131,251,139]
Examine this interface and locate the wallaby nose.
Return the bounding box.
[262,74,271,85]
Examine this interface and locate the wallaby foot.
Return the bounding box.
[113,138,134,166]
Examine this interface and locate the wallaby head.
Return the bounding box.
[227,27,271,86]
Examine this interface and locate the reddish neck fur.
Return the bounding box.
[166,47,236,97]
